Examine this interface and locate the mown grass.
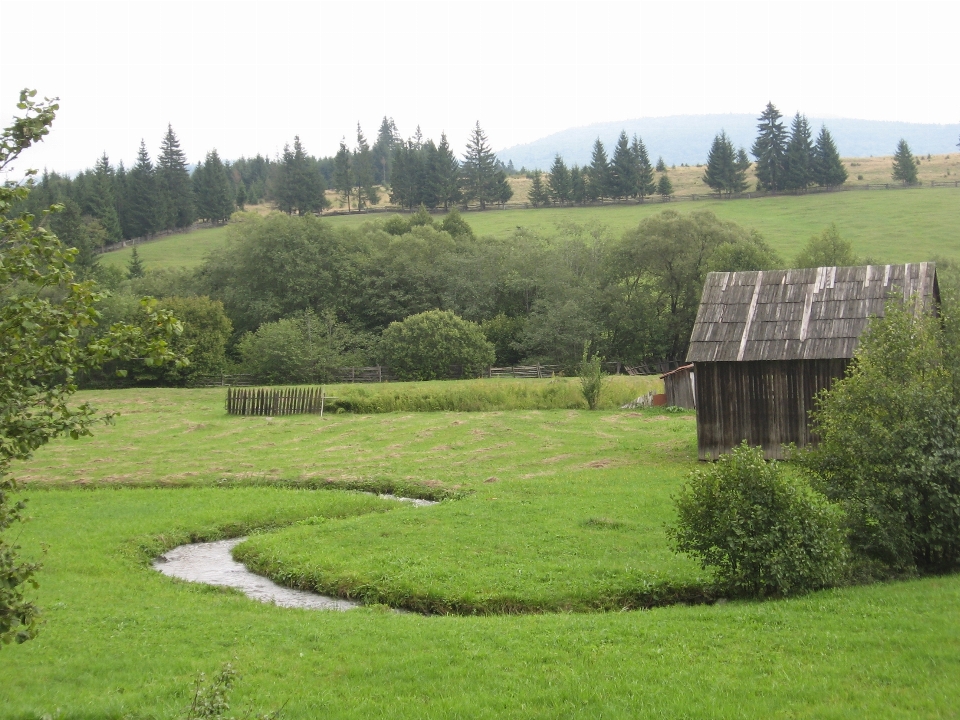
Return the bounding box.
[97,187,960,272]
[3,409,960,716]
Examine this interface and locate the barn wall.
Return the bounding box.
[693,359,849,460]
[664,368,696,409]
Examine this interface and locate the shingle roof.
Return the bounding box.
[686,263,939,362]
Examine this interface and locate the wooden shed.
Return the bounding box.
[686,263,939,460]
[660,364,696,409]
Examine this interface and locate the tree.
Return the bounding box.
[371,116,398,185]
[569,165,587,204]
[494,169,513,207]
[891,138,918,184]
[702,131,736,196]
[609,131,635,200]
[461,122,498,209]
[127,246,146,279]
[657,173,673,198]
[527,170,550,207]
[655,156,667,173]
[547,155,571,205]
[353,123,379,210]
[274,136,326,216]
[157,124,194,230]
[578,344,609,410]
[124,139,158,239]
[587,138,610,201]
[0,90,184,647]
[90,153,122,243]
[333,138,353,211]
[793,224,857,268]
[380,310,495,381]
[193,149,233,224]
[631,134,656,200]
[434,133,461,209]
[812,125,847,187]
[751,102,788,191]
[783,113,815,191]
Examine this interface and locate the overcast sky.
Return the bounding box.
[2,0,958,175]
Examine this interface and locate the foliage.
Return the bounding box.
[751,102,788,192]
[183,662,279,720]
[793,223,857,268]
[547,154,571,205]
[801,300,960,575]
[193,149,235,224]
[892,138,919,184]
[783,113,815,191]
[527,170,550,207]
[813,125,848,187]
[668,443,848,597]
[158,123,195,229]
[578,344,609,410]
[272,136,327,216]
[127,246,146,278]
[0,89,184,647]
[656,173,673,198]
[702,131,749,196]
[461,122,499,210]
[480,313,525,365]
[380,310,495,381]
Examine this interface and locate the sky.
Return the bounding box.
[1,0,958,175]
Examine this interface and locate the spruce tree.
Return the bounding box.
[127,246,146,279]
[751,102,788,191]
[548,154,571,205]
[372,116,399,185]
[125,139,158,239]
[157,124,194,229]
[587,138,610,201]
[570,165,587,204]
[291,136,326,215]
[91,152,122,243]
[195,149,234,224]
[891,139,919,184]
[656,156,667,173]
[272,143,296,213]
[527,170,550,207]
[783,113,815,191]
[236,183,247,210]
[461,122,498,209]
[631,134,656,199]
[610,131,636,200]
[333,138,353,211]
[812,125,847,187]
[421,139,443,209]
[353,124,379,210]
[703,131,736,196]
[435,133,461,209]
[657,173,673,198]
[733,148,751,193]
[494,170,513,207]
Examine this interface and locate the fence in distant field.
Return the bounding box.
[226,386,335,416]
[195,374,256,387]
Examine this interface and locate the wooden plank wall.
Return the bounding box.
[226,387,328,416]
[664,368,696,409]
[693,359,849,460]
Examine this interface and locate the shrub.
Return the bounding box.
[578,344,608,410]
[668,443,848,597]
[802,300,960,575]
[380,310,495,381]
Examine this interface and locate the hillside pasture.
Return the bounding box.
[3,385,959,718]
[99,186,960,273]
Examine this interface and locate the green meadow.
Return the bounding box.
[100,188,960,272]
[3,384,959,718]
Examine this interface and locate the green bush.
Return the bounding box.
[578,344,608,410]
[668,443,848,597]
[802,300,960,575]
[380,310,495,381]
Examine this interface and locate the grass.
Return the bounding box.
[3,385,959,716]
[98,186,960,274]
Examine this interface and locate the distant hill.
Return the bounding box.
[497,115,960,170]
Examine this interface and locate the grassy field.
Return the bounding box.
[3,385,960,717]
[99,186,960,273]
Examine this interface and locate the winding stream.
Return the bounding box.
[152,494,437,610]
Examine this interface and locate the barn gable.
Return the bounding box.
[687,263,939,364]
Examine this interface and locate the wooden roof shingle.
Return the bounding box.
[686,263,939,362]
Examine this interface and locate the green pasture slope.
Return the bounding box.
[100,188,960,271]
[2,384,959,718]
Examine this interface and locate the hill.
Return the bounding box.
[497,114,960,170]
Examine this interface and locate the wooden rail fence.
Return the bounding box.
[226,386,337,416]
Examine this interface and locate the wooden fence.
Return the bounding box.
[195,373,256,387]
[486,364,560,378]
[226,386,335,416]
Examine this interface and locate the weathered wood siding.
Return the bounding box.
[694,359,848,460]
[663,366,696,409]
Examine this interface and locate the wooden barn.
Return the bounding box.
[660,364,696,409]
[686,263,939,460]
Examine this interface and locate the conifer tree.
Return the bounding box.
[372,116,399,185]
[461,122,498,209]
[291,136,327,215]
[494,170,513,207]
[703,131,736,196]
[157,124,194,229]
[236,183,247,210]
[733,149,751,193]
[421,139,443,209]
[127,246,146,279]
[125,139,158,238]
[783,113,815,191]
[891,139,919,184]
[194,149,234,224]
[333,138,353,211]
[114,161,129,239]
[610,131,636,200]
[587,138,610,201]
[657,173,673,198]
[548,154,571,205]
[656,156,667,173]
[570,165,587,204]
[353,124,379,210]
[812,125,847,187]
[435,133,461,209]
[91,152,122,243]
[631,134,656,199]
[751,102,788,191]
[527,170,550,207]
